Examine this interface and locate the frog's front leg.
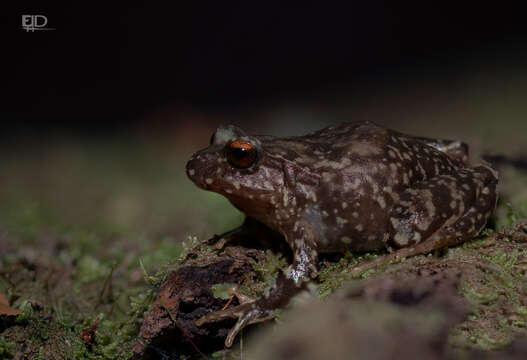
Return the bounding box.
[351,165,498,276]
[196,223,318,347]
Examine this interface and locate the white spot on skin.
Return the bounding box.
[377,196,386,209]
[294,239,304,248]
[348,141,382,156]
[394,233,408,246]
[352,212,359,218]
[482,187,490,195]
[336,217,348,227]
[355,224,364,232]
[233,181,241,190]
[403,173,409,185]
[371,181,379,194]
[188,169,195,176]
[313,158,351,170]
[282,188,289,207]
[450,200,457,209]
[342,202,348,209]
[322,172,335,183]
[205,178,213,185]
[341,236,352,244]
[226,189,233,194]
[349,178,361,190]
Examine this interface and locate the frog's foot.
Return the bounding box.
[349,246,418,277]
[196,301,274,347]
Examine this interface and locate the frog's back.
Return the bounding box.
[261,121,470,253]
[262,122,386,170]
[277,121,462,184]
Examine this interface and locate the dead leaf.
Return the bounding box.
[0,293,21,316]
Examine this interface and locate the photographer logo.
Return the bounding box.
[22,15,55,32]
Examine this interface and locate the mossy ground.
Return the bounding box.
[0,129,526,359]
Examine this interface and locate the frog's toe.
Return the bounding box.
[195,302,274,347]
[195,304,245,325]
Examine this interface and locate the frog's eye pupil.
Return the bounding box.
[232,147,247,160]
[226,141,257,168]
[209,133,216,145]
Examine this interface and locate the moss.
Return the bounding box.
[248,250,288,297]
[0,336,16,359]
[1,135,527,358]
[318,251,388,299]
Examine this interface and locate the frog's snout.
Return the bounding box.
[185,157,198,182]
[185,154,215,190]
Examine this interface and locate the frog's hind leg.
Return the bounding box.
[351,164,498,276]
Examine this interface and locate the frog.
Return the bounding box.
[185,121,498,347]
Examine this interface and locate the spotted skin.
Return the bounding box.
[186,121,498,347]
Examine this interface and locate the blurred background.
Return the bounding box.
[2,2,527,261]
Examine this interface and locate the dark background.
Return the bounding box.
[4,2,527,136]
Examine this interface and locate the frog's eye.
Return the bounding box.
[226,140,258,169]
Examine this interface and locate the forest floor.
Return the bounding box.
[1,128,527,359]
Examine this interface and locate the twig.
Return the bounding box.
[222,274,249,310]
[96,264,115,307]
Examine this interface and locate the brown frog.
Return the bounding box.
[186,121,498,347]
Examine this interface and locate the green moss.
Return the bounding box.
[0,336,16,359]
[1,135,527,358]
[211,283,238,300]
[229,250,289,300]
[318,251,387,299]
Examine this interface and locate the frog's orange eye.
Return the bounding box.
[226,141,258,168]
